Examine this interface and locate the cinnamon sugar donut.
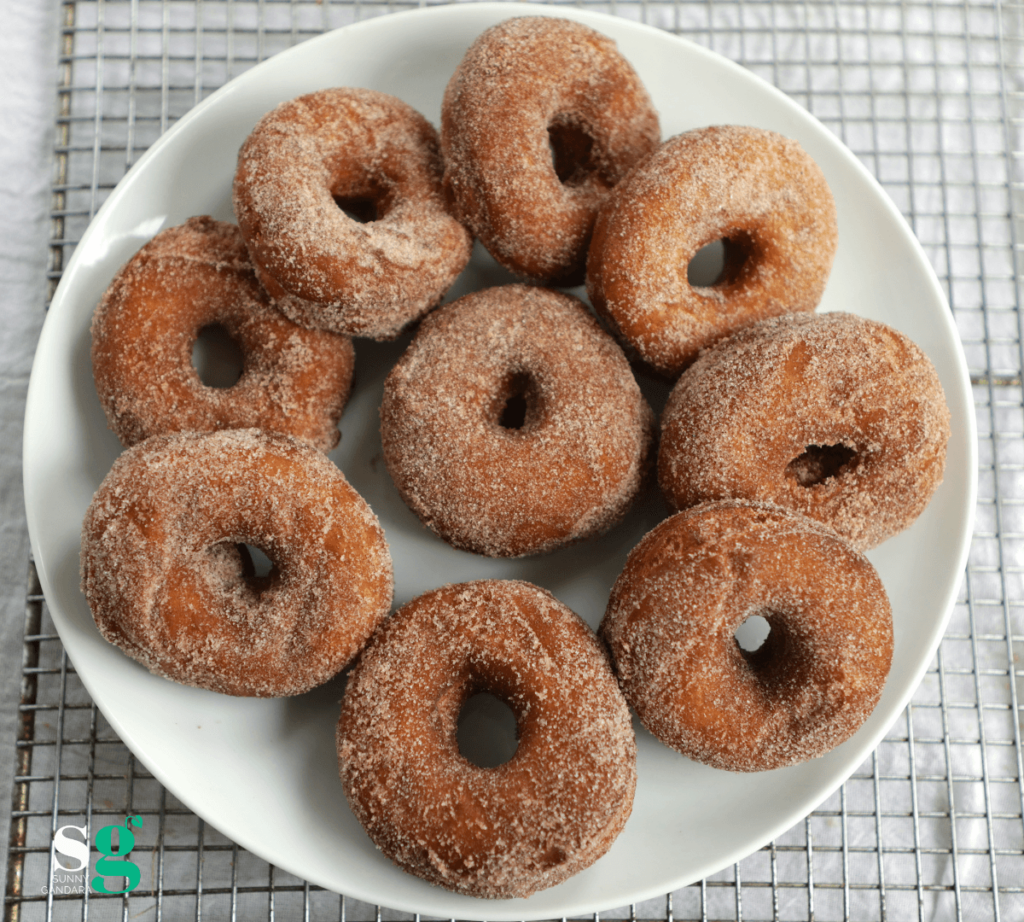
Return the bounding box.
[233,88,472,340]
[337,579,636,898]
[91,216,354,452]
[587,125,838,377]
[658,312,951,550]
[441,16,660,285]
[380,284,655,557]
[80,429,393,697]
[601,501,893,772]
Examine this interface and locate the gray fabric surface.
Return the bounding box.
[0,0,62,883]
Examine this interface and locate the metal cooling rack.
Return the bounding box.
[6,1,1024,920]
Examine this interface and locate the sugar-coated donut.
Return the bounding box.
[233,88,472,340]
[337,579,636,898]
[441,17,660,285]
[587,125,838,377]
[91,216,354,452]
[380,284,655,557]
[80,429,394,697]
[658,312,951,550]
[601,501,893,772]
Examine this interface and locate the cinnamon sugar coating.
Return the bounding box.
[380,284,655,557]
[658,312,951,550]
[233,88,472,340]
[601,501,893,772]
[91,216,354,452]
[337,579,637,898]
[587,125,838,377]
[80,429,394,697]
[441,17,660,285]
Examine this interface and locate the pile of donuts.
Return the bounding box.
[80,15,951,902]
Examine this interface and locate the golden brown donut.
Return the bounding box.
[658,311,951,550]
[380,284,655,557]
[600,501,893,772]
[91,216,354,452]
[337,579,636,898]
[441,16,660,285]
[80,429,393,697]
[587,125,838,377]
[233,88,472,340]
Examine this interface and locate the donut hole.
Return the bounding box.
[240,544,275,579]
[787,443,860,487]
[738,613,783,671]
[687,240,726,287]
[497,372,540,432]
[500,394,528,430]
[237,542,280,594]
[737,613,809,690]
[191,324,244,389]
[734,614,771,653]
[688,233,757,289]
[548,116,597,186]
[333,195,381,224]
[457,691,519,768]
[204,541,279,596]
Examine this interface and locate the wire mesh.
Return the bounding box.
[6,1,1024,920]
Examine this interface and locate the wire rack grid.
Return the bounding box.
[5,1,1024,920]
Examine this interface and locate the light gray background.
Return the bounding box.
[0,0,61,881]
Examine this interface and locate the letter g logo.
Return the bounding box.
[52,825,89,872]
[91,816,143,895]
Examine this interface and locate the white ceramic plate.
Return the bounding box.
[24,4,976,918]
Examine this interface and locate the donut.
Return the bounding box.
[441,16,660,285]
[233,88,472,341]
[337,579,636,898]
[91,217,355,452]
[80,429,394,697]
[658,311,951,550]
[600,501,893,772]
[587,125,838,377]
[380,284,655,557]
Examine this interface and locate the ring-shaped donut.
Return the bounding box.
[80,429,394,697]
[587,125,838,377]
[600,501,893,772]
[233,88,472,340]
[380,284,655,557]
[91,217,355,452]
[657,312,951,550]
[441,16,660,285]
[337,579,636,898]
